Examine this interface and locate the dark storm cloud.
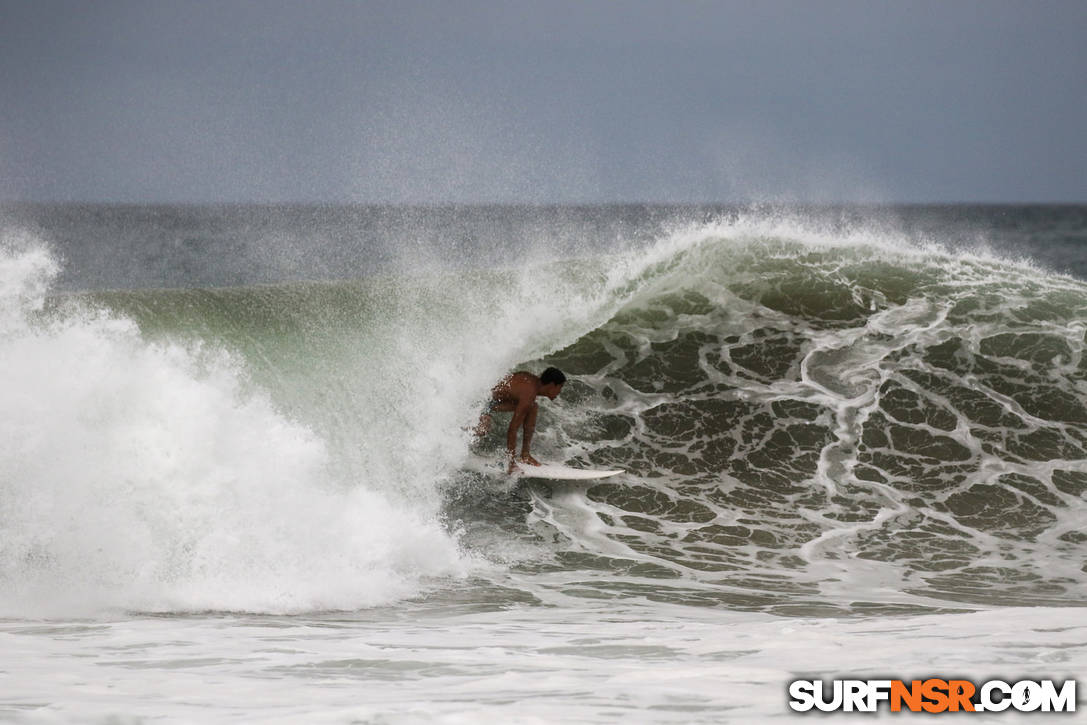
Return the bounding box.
[1,0,1084,202]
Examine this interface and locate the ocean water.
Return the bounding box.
[1,204,1085,722]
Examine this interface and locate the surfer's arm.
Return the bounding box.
[506,398,540,469]
[520,401,538,462]
[507,398,530,459]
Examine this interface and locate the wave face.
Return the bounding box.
[456,217,1087,614]
[2,206,1087,616]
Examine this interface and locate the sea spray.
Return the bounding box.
[0,238,467,615]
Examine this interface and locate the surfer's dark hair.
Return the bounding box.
[541,367,566,386]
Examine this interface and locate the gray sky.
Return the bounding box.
[1,0,1085,203]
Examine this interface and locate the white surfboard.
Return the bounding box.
[464,455,623,480]
[513,462,624,481]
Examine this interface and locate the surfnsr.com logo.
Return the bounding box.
[788,679,1077,713]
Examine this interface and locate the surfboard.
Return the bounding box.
[513,463,624,481]
[464,454,623,480]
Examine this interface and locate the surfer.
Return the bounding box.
[475,367,566,472]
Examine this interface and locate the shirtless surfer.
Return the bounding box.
[475,367,566,472]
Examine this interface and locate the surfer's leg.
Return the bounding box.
[520,402,538,456]
[472,398,505,437]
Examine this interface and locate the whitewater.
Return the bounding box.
[1,204,1085,722]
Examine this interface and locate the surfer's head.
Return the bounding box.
[540,367,566,399]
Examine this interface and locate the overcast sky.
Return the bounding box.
[1,0,1085,203]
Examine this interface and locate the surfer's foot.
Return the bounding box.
[507,453,540,474]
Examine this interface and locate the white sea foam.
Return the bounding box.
[0,238,468,616]
[2,603,1084,723]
